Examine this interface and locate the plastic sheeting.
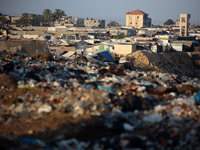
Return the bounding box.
[99,51,114,61]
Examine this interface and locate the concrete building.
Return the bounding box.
[126,9,151,29]
[114,44,137,55]
[54,16,84,27]
[84,19,105,28]
[179,14,191,36]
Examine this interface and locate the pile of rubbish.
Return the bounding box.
[0,50,200,150]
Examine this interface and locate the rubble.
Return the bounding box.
[0,49,200,150]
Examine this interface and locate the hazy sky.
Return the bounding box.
[1,0,200,25]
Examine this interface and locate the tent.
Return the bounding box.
[49,37,61,44]
[38,36,47,41]
[60,41,69,46]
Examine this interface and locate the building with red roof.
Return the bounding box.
[126,9,151,29]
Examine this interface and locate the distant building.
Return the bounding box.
[174,19,180,26]
[179,14,191,36]
[126,9,151,29]
[11,16,20,24]
[84,19,105,28]
[54,16,84,27]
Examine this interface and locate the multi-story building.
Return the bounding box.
[84,19,105,28]
[126,9,151,29]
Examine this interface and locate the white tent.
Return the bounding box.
[60,41,69,46]
[38,36,47,41]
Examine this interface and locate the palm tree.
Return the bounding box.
[29,14,42,26]
[42,9,52,26]
[36,14,43,26]
[30,13,36,26]
[53,9,66,21]
[20,13,30,26]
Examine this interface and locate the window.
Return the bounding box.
[129,22,132,24]
[136,16,139,18]
[182,17,186,23]
[136,22,138,24]
[129,16,132,18]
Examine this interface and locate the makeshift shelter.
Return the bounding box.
[60,41,69,46]
[62,51,75,58]
[76,40,92,55]
[49,37,61,45]
[38,36,47,41]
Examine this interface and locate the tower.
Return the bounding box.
[179,14,191,36]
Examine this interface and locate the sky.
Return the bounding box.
[1,0,200,25]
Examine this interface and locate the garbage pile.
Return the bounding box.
[0,50,200,150]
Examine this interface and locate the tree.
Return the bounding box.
[53,9,66,21]
[42,9,52,26]
[0,15,10,26]
[108,21,120,27]
[116,33,122,39]
[29,13,43,26]
[19,13,30,26]
[164,19,174,25]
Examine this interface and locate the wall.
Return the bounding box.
[114,44,136,55]
[0,40,50,55]
[126,15,144,28]
[23,34,39,39]
[171,44,183,51]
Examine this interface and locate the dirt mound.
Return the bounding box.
[0,73,17,89]
[129,50,200,77]
[31,53,54,62]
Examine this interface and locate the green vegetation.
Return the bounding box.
[0,15,10,26]
[108,21,121,27]
[10,9,66,26]
[116,33,122,39]
[164,19,174,25]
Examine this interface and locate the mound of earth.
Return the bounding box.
[0,73,17,89]
[128,50,200,78]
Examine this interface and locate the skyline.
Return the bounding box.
[1,0,200,25]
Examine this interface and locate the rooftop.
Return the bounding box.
[126,9,149,15]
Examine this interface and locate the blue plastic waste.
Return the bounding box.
[97,85,116,92]
[20,138,38,145]
[194,90,200,103]
[83,85,91,89]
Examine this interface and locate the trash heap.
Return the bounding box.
[0,50,200,150]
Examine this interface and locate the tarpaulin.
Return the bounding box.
[100,51,114,61]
